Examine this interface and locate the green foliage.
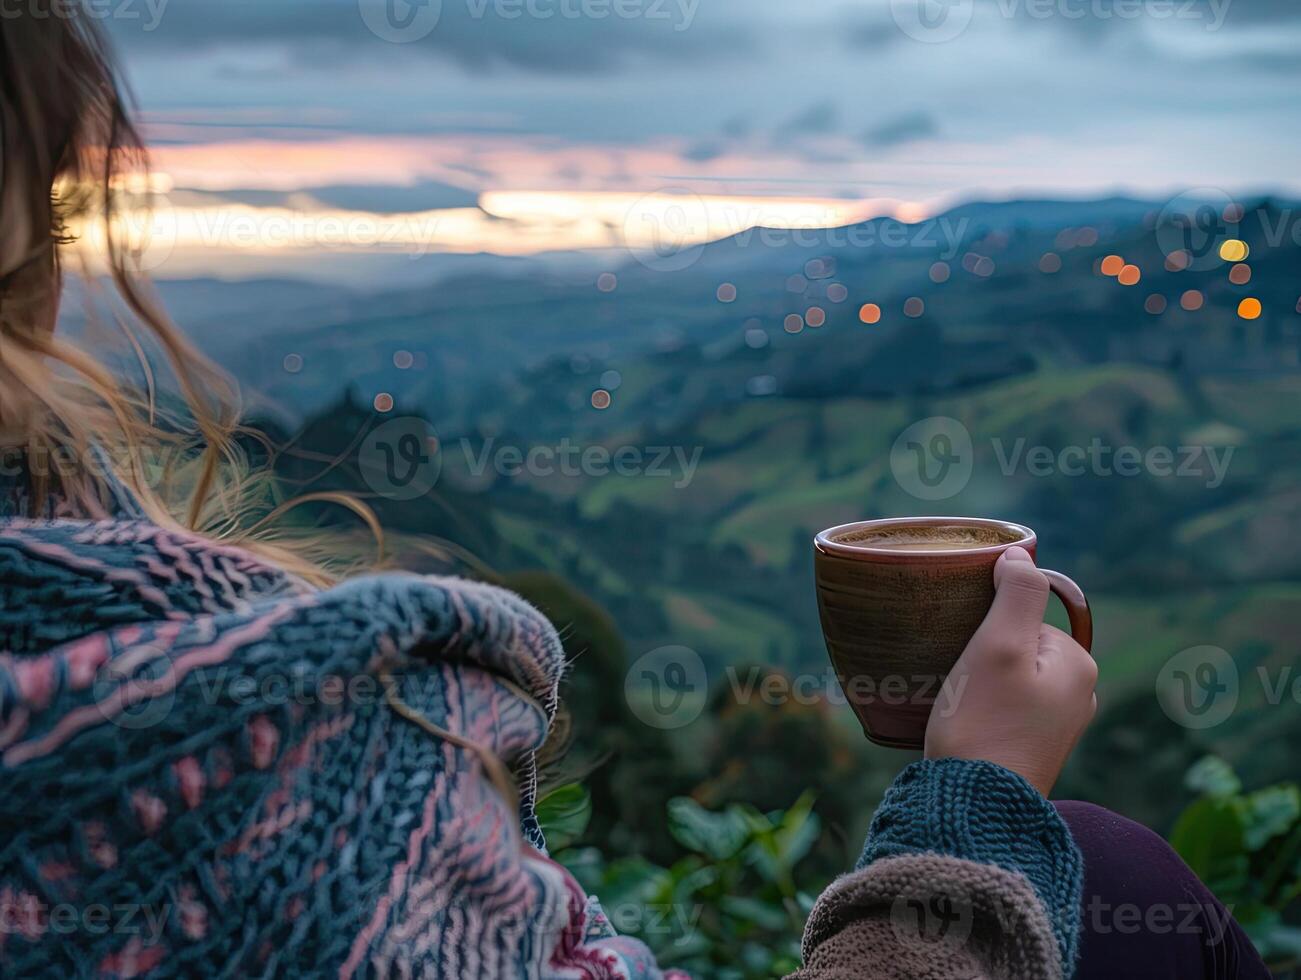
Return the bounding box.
[1169,757,1301,965]
[537,783,593,852]
[552,788,826,980]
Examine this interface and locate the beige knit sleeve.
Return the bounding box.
[787,853,1065,980]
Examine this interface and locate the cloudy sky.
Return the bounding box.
[91,0,1301,277]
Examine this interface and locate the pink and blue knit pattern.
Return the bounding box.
[0,518,687,979]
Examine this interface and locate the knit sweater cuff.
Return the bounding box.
[857,758,1083,971]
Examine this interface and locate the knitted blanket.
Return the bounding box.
[0,518,682,979]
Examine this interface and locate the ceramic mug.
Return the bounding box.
[814,517,1092,749]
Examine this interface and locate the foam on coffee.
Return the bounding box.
[833,523,1021,552]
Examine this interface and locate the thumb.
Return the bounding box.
[980,546,1050,652]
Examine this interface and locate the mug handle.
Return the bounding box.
[1040,569,1093,653]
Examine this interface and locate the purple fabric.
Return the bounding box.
[1055,801,1272,980]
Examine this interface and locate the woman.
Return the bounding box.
[0,5,1270,978]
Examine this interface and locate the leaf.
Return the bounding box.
[1240,785,1301,851]
[746,794,820,888]
[1185,756,1242,799]
[667,797,751,860]
[596,857,673,910]
[537,783,592,852]
[740,941,771,969]
[660,929,711,959]
[1169,797,1250,900]
[774,792,820,869]
[1252,923,1301,963]
[1257,823,1301,902]
[794,891,817,916]
[558,846,605,893]
[670,860,718,905]
[720,895,790,932]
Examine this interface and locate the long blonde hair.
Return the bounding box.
[0,2,377,585]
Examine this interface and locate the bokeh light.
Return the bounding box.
[1100,255,1125,277]
[373,393,394,413]
[784,313,804,333]
[805,306,826,328]
[805,257,835,280]
[1165,251,1191,272]
[1238,298,1262,320]
[591,389,612,410]
[929,262,951,283]
[283,353,303,373]
[1219,240,1249,262]
[903,297,925,318]
[393,350,414,369]
[1145,294,1167,315]
[1118,264,1141,286]
[858,303,881,325]
[1039,252,1062,274]
[597,272,618,292]
[1229,264,1252,285]
[826,283,849,303]
[717,282,737,303]
[1180,290,1205,312]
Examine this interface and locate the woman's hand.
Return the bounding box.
[925,546,1098,797]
